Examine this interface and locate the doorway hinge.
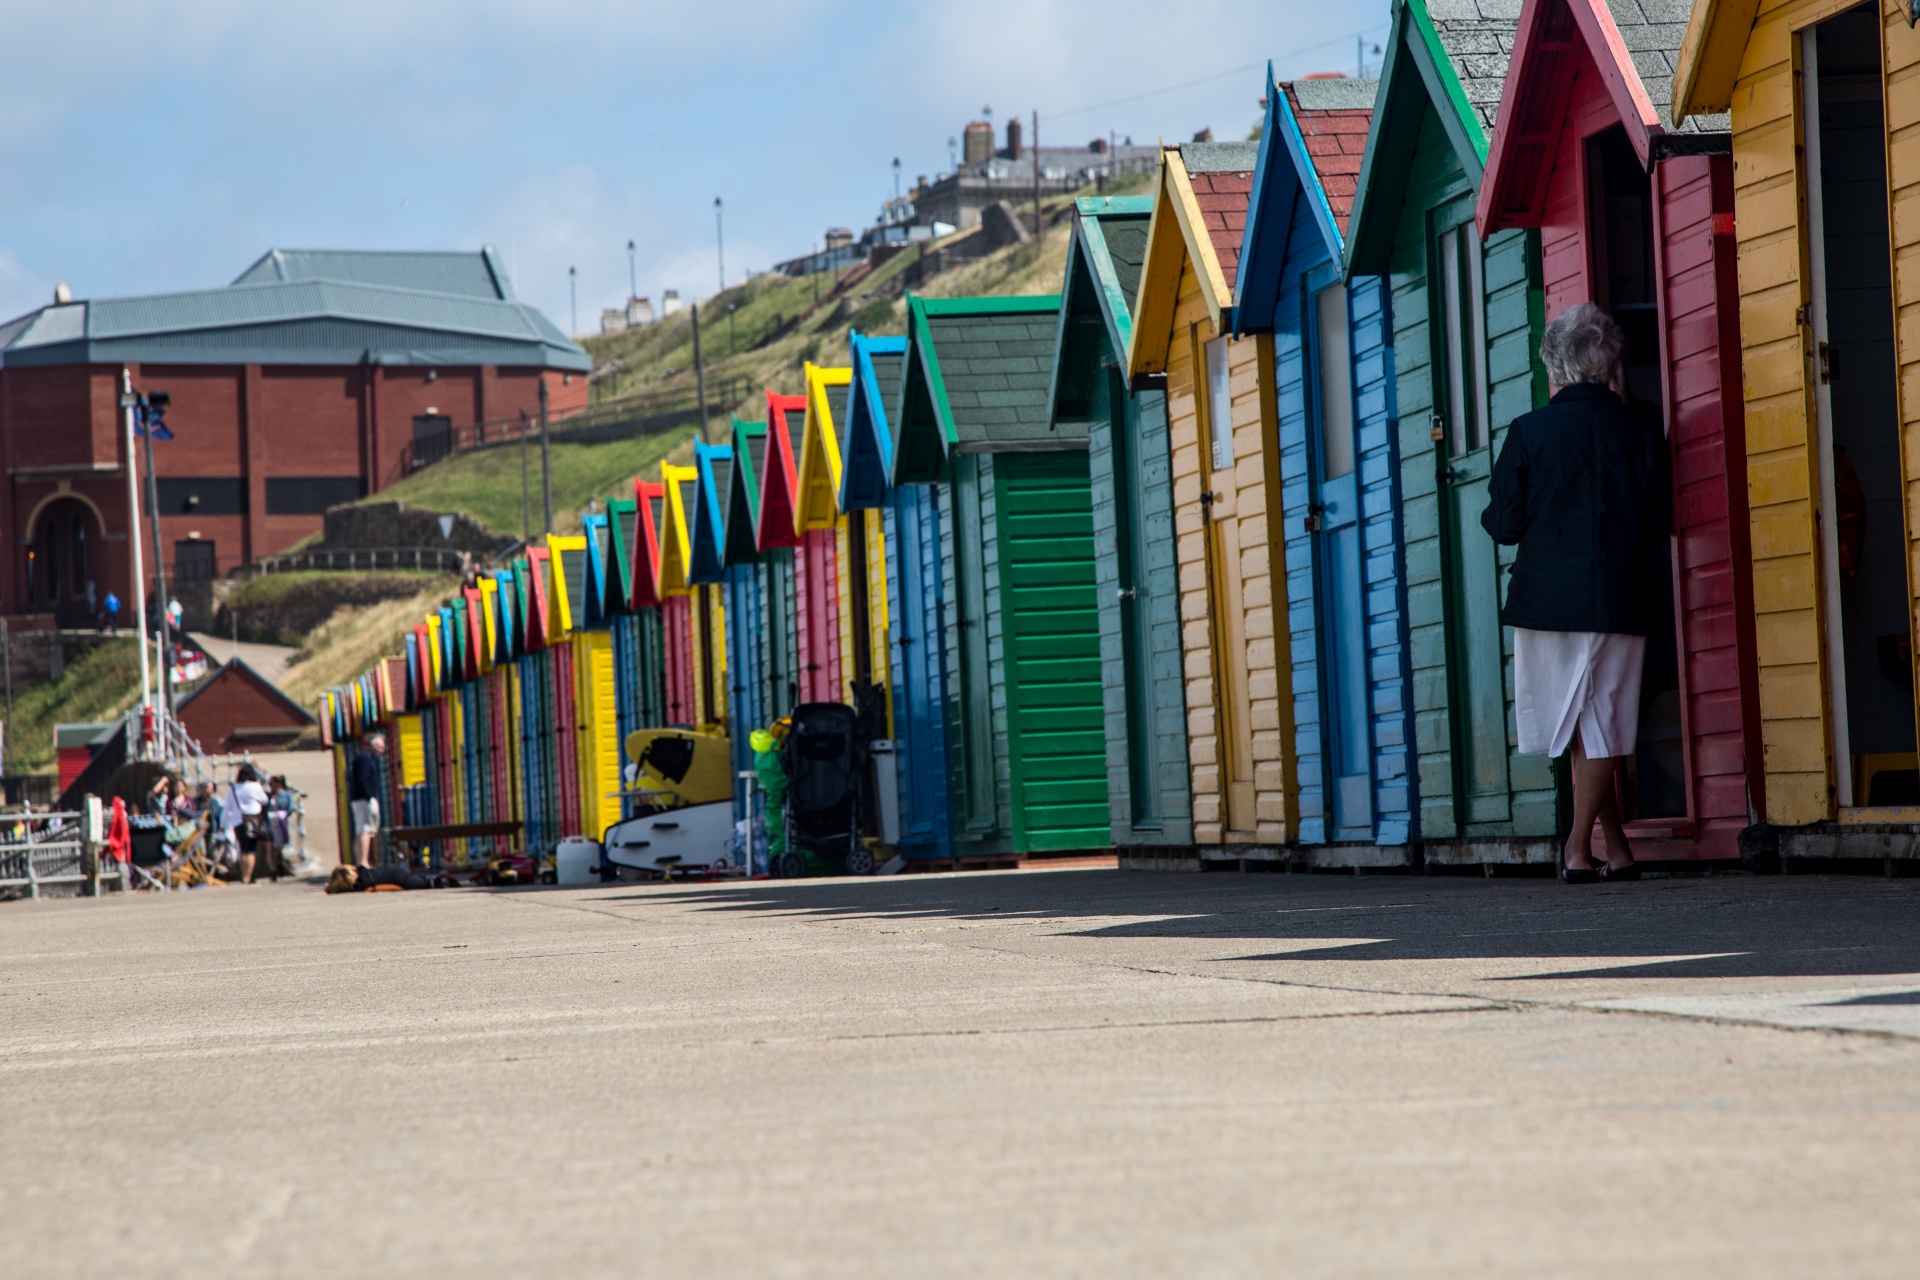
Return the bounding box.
[1795,304,1812,329]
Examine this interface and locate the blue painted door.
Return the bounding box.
[1310,277,1374,839]
[888,484,953,857]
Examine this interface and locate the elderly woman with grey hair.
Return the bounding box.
[1482,303,1670,882]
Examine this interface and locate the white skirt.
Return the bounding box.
[1513,628,1646,759]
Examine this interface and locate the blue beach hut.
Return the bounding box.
[842,329,953,859]
[1235,70,1417,862]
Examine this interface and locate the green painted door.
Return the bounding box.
[1433,211,1511,826]
[997,451,1108,851]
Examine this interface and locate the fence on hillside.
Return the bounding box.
[397,377,753,478]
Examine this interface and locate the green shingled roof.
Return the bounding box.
[900,294,1077,467]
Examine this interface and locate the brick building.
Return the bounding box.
[0,248,588,624]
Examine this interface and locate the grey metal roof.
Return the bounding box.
[0,253,585,371]
[1182,141,1261,174]
[1600,0,1729,134]
[1290,77,1380,111]
[1427,0,1523,137]
[926,306,1084,449]
[232,247,516,300]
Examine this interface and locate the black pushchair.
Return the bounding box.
[780,702,873,877]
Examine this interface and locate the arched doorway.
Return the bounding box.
[27,498,102,627]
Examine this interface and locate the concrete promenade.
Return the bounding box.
[4,868,1920,1277]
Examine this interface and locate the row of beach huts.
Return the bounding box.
[322,0,1920,874]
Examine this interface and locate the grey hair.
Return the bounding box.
[1539,302,1624,388]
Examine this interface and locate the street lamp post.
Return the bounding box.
[728,302,736,354]
[568,266,577,337]
[713,197,725,293]
[892,157,901,200]
[627,239,636,304]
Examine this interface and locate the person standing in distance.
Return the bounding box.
[349,732,388,868]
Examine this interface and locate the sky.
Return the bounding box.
[0,0,1389,335]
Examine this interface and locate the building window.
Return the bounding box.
[266,477,366,515]
[1315,285,1356,480]
[154,478,247,515]
[1204,335,1233,471]
[1436,223,1490,457]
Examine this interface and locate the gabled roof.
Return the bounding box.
[895,294,1074,484]
[492,569,518,658]
[0,256,587,371]
[463,587,485,677]
[547,534,589,636]
[631,480,667,607]
[232,247,517,300]
[174,657,315,726]
[1672,0,1759,122]
[1480,0,1728,234]
[795,364,852,533]
[583,512,612,625]
[1049,196,1154,422]
[757,391,807,550]
[1347,0,1522,275]
[478,577,500,666]
[659,464,699,597]
[1236,71,1377,333]
[526,546,553,648]
[841,331,909,510]
[725,418,770,565]
[1127,141,1257,373]
[688,439,734,585]
[606,498,637,613]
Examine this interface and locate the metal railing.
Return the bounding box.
[0,811,121,900]
[241,547,473,577]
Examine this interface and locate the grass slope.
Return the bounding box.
[222,570,455,647]
[361,426,697,538]
[279,576,461,708]
[4,639,144,775]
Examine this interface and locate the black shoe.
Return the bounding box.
[1560,862,1599,884]
[1599,862,1641,881]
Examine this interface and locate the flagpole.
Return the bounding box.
[121,370,152,743]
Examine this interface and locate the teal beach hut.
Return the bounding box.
[722,417,771,813]
[1047,195,1193,857]
[895,294,1107,858]
[1345,0,1556,866]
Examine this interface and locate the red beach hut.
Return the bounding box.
[1476,0,1759,860]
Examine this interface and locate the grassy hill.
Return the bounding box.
[3,640,144,775]
[367,175,1146,537]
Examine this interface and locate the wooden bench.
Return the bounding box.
[385,821,521,870]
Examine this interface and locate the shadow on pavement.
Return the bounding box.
[593,869,1920,982]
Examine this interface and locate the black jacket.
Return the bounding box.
[1481,383,1670,635]
[348,750,383,802]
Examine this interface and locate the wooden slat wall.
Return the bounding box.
[1887,9,1920,808]
[864,507,892,733]
[1088,379,1194,848]
[1166,258,1295,846]
[1393,108,1554,843]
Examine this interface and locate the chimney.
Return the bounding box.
[1088,138,1108,154]
[1004,116,1023,160]
[962,121,993,166]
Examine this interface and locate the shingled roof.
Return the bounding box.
[1426,0,1524,139]
[1048,196,1153,423]
[1598,0,1727,134]
[1179,141,1258,294]
[1284,79,1377,232]
[895,295,1077,481]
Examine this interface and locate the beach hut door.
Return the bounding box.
[1803,11,1911,809]
[1310,282,1373,838]
[1434,215,1512,825]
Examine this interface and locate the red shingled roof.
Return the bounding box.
[1283,85,1372,234]
[1187,167,1254,292]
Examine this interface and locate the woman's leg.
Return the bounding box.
[1565,735,1611,871]
[1567,731,1636,871]
[238,847,255,883]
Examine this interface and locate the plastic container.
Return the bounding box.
[554,837,601,887]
